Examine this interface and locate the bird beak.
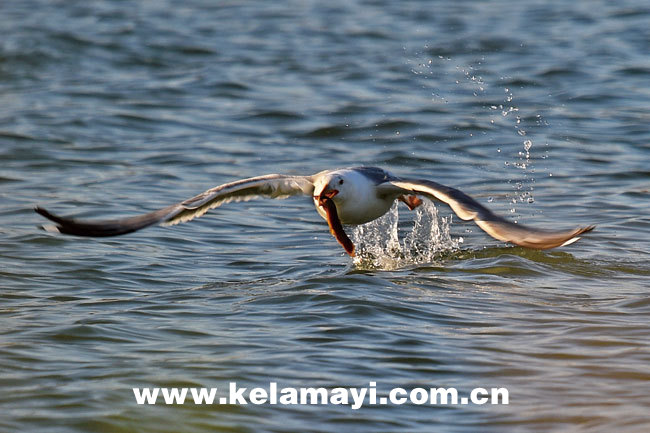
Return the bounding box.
[317,187,338,205]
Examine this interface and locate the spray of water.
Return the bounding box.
[350,200,462,270]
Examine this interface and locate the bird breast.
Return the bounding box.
[334,193,394,225]
[313,172,394,225]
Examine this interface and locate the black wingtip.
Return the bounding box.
[34,206,64,234]
[34,205,106,237]
[33,204,174,237]
[35,206,58,222]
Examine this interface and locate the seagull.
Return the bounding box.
[35,166,594,256]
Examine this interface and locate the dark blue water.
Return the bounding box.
[2,1,649,432]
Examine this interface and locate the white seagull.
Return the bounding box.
[35,166,594,256]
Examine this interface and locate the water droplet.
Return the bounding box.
[523,139,533,151]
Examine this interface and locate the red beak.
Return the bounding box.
[317,188,338,205]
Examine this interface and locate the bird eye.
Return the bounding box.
[338,179,344,185]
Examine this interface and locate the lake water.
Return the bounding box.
[1,0,649,432]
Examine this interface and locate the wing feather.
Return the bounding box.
[35,174,314,237]
[166,174,314,225]
[382,179,594,249]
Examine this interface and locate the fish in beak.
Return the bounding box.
[316,187,355,256]
[317,187,338,204]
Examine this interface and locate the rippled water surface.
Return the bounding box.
[2,0,650,432]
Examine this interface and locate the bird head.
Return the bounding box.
[314,172,348,207]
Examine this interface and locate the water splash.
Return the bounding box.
[350,201,462,270]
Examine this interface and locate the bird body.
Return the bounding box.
[36,166,594,257]
[313,167,395,225]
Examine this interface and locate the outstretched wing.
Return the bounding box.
[380,179,594,249]
[35,174,315,237]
